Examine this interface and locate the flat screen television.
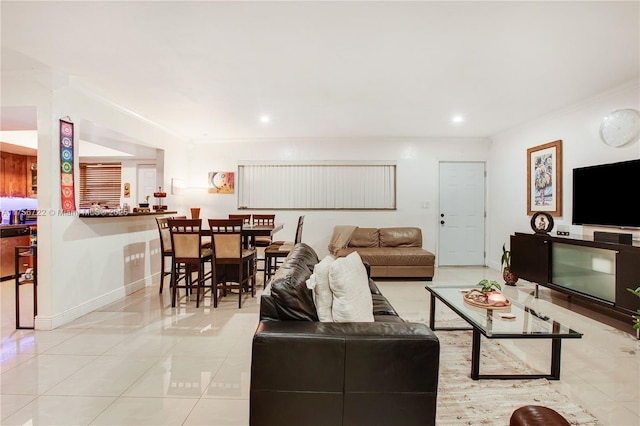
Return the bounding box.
[572,159,640,228]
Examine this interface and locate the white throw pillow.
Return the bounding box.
[306,255,335,322]
[329,252,374,322]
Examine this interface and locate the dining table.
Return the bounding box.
[201,223,284,248]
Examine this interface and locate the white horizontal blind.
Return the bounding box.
[79,163,122,207]
[238,162,396,209]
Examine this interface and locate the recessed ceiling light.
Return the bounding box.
[451,115,464,124]
[260,115,270,123]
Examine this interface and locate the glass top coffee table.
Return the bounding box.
[426,285,582,380]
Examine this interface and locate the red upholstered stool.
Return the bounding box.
[510,405,570,426]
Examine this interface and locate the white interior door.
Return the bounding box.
[438,162,486,266]
[137,165,157,205]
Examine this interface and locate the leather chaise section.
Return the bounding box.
[330,227,435,279]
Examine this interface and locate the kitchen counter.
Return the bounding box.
[0,224,33,230]
[78,210,177,218]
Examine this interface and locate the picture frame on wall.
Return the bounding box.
[527,139,562,216]
[171,178,185,195]
[208,171,235,194]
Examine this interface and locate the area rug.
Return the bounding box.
[435,329,600,425]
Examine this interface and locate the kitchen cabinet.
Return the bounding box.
[616,250,640,312]
[510,233,549,285]
[0,151,28,197]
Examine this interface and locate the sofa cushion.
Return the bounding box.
[348,228,380,248]
[307,255,336,322]
[329,252,374,322]
[270,261,319,321]
[336,247,434,267]
[372,314,405,323]
[368,278,382,295]
[372,294,398,316]
[286,242,320,272]
[379,227,422,248]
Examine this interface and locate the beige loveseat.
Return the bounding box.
[329,226,435,279]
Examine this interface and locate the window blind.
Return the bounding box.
[79,163,122,207]
[238,162,396,209]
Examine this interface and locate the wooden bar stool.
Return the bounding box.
[229,214,252,225]
[264,215,304,284]
[209,219,257,308]
[155,217,173,294]
[252,214,276,279]
[168,219,213,308]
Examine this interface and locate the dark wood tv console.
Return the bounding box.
[510,232,640,316]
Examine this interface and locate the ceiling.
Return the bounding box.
[1,1,638,142]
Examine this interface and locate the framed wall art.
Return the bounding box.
[171,178,185,195]
[208,171,234,194]
[527,140,562,216]
[60,118,77,213]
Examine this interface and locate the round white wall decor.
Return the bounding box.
[599,108,640,147]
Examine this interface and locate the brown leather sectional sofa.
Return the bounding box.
[329,227,435,279]
[250,243,440,426]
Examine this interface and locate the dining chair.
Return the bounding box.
[209,218,257,308]
[228,214,252,225]
[252,214,276,276]
[264,215,304,284]
[168,218,213,308]
[155,217,173,294]
[252,214,276,243]
[172,215,213,248]
[229,213,255,249]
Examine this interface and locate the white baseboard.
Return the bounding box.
[34,276,150,330]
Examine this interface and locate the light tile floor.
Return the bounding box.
[1,266,638,425]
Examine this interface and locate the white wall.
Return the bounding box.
[487,81,640,270]
[4,59,636,329]
[180,137,490,259]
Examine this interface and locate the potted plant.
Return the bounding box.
[626,286,640,339]
[501,243,518,286]
[464,279,509,307]
[139,195,150,208]
[478,279,502,293]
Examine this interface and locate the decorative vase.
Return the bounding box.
[503,268,518,286]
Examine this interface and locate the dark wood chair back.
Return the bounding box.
[208,218,256,308]
[167,218,212,308]
[155,216,173,294]
[253,214,275,226]
[229,214,252,225]
[294,215,305,244]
